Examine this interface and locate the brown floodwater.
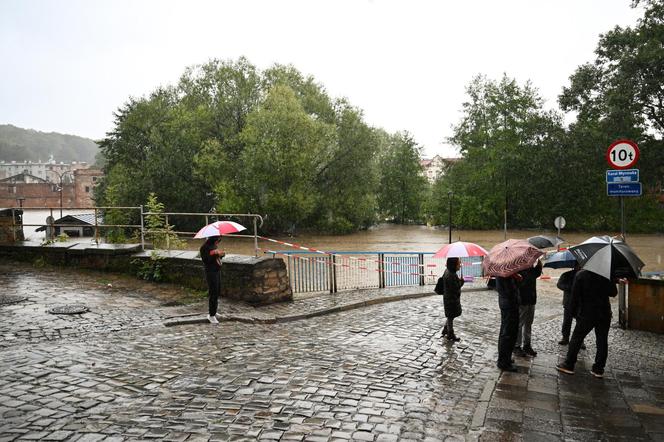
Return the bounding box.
[218,224,664,273]
[18,209,664,273]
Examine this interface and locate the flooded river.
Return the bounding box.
[17,209,664,272]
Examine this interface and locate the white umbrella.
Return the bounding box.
[194,221,246,238]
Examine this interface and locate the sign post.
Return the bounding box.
[554,216,566,251]
[606,140,641,241]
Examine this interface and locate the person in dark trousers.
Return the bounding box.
[556,270,624,378]
[557,265,586,349]
[435,257,465,342]
[200,235,225,325]
[496,273,522,372]
[514,260,542,357]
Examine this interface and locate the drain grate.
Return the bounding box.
[48,304,89,315]
[0,295,27,305]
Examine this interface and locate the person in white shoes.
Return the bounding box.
[199,235,225,324]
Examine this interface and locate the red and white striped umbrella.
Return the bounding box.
[433,241,488,259]
[482,239,544,277]
[194,221,246,238]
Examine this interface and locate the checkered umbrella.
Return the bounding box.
[482,239,544,277]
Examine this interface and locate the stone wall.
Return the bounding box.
[0,210,24,242]
[0,243,293,305]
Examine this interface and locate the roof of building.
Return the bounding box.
[0,172,50,183]
[35,213,104,231]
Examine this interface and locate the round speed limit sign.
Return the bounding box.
[606,139,639,170]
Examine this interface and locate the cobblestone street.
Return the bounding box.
[1,261,663,441]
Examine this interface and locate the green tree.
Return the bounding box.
[559,0,664,232]
[437,75,564,229]
[312,102,380,232]
[377,132,428,223]
[239,85,336,233]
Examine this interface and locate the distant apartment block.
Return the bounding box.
[0,155,89,183]
[420,155,459,183]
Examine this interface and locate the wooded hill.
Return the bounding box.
[0,124,100,164]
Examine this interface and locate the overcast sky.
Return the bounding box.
[0,0,643,158]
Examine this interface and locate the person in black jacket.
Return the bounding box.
[495,272,522,372]
[514,260,542,357]
[200,235,226,325]
[434,257,464,342]
[557,265,585,349]
[556,270,623,378]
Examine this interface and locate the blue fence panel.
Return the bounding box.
[280,250,486,294]
[384,254,420,287]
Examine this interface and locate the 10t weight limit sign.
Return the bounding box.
[606,140,639,170]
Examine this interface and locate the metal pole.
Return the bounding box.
[448,191,452,244]
[253,217,258,257]
[94,207,99,245]
[139,205,145,251]
[620,196,626,241]
[165,214,170,250]
[11,208,16,242]
[59,183,63,218]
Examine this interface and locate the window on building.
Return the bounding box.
[92,176,97,182]
[85,186,90,193]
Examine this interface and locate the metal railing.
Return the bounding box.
[277,251,486,294]
[9,207,263,255]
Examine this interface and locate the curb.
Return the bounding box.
[164,290,444,327]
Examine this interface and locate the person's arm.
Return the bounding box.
[533,262,543,279]
[557,271,571,291]
[210,249,226,257]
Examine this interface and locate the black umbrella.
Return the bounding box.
[527,235,564,249]
[570,238,644,280]
[569,236,620,266]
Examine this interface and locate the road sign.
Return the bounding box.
[606,140,639,170]
[554,216,566,230]
[606,169,639,183]
[607,182,642,197]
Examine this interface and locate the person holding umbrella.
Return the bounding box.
[194,220,246,325]
[556,238,643,378]
[555,270,623,378]
[483,239,544,372]
[435,257,465,342]
[200,235,226,324]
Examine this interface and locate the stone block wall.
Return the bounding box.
[221,255,292,304]
[0,243,293,305]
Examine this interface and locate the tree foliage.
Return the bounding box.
[377,132,428,223]
[97,57,412,234]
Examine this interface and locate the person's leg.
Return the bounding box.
[498,295,519,368]
[206,271,220,317]
[592,317,611,376]
[522,305,536,355]
[561,319,594,371]
[560,307,573,344]
[447,317,455,338]
[515,305,525,348]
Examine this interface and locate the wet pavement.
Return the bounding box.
[1,260,663,441]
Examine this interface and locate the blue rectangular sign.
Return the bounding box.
[607,182,642,196]
[606,169,639,183]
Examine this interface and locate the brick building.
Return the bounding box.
[0,168,103,209]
